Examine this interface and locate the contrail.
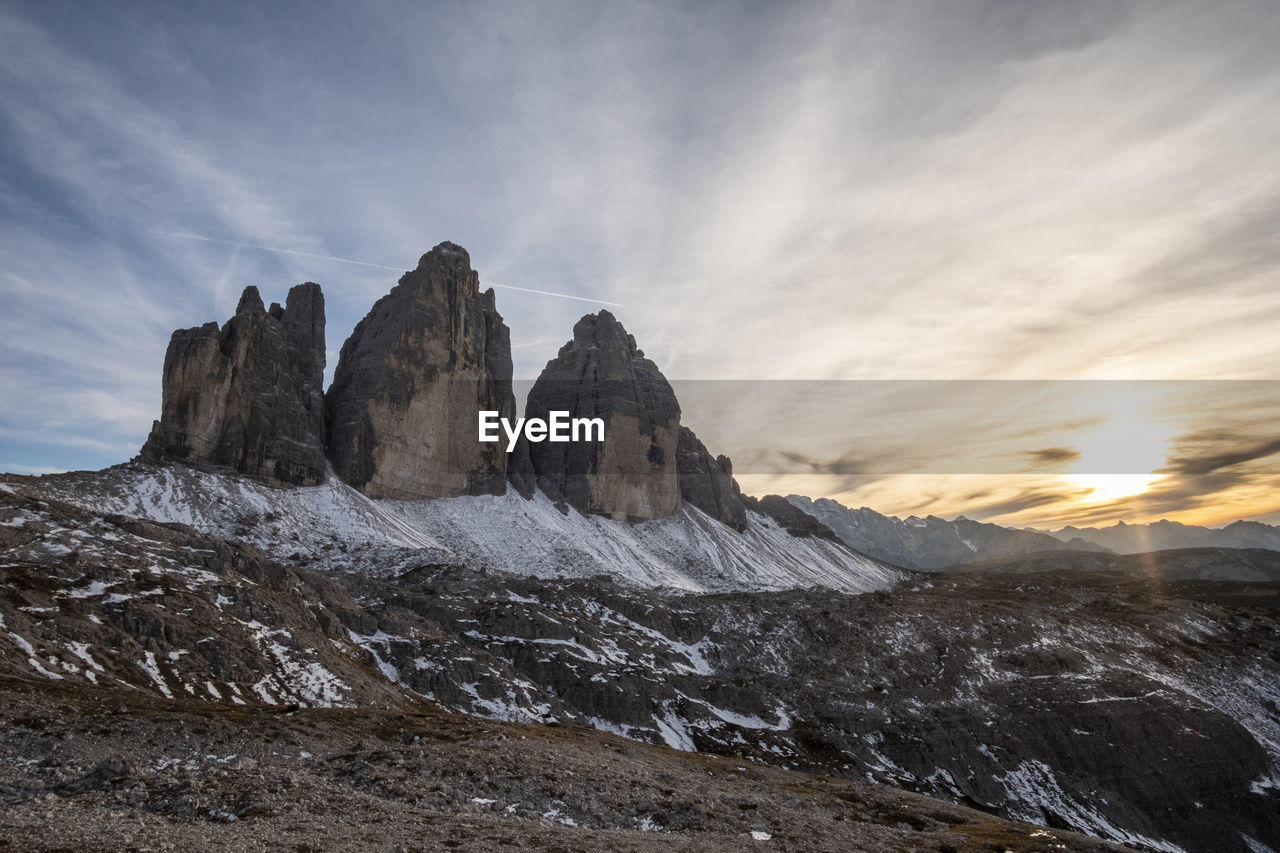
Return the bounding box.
[482,283,625,307]
[156,232,402,270]
[156,231,625,307]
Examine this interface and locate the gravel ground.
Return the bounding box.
[0,676,1121,853]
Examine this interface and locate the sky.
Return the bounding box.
[2,0,1279,529]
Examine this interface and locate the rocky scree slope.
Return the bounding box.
[0,680,1125,853]
[2,484,1277,852]
[4,463,902,594]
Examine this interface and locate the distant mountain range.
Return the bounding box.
[951,546,1280,584]
[1045,518,1280,554]
[787,495,1109,570]
[788,495,1280,571]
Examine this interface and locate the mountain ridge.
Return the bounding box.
[1046,517,1280,554]
[791,494,1280,571]
[2,461,902,595]
[787,495,1112,571]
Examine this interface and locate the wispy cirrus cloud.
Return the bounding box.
[1162,435,1280,476]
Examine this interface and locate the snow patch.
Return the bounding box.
[996,760,1184,851]
[66,579,117,598]
[653,707,697,752]
[18,464,903,594]
[137,651,173,698]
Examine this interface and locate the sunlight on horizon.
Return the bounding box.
[1054,391,1174,506]
[1064,473,1164,504]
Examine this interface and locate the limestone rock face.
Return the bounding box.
[520,310,680,521]
[325,242,515,500]
[676,426,747,531]
[141,283,327,486]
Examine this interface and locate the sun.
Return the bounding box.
[1066,473,1162,503]
[1062,403,1172,505]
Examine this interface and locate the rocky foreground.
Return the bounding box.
[0,675,1125,853]
[3,479,1279,850]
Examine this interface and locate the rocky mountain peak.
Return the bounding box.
[325,242,515,500]
[564,309,638,354]
[236,285,266,315]
[283,283,326,385]
[415,241,478,290]
[519,310,681,521]
[137,243,766,534]
[676,426,747,531]
[140,282,327,487]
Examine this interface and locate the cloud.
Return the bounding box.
[1022,447,1082,470]
[0,14,312,253]
[1162,436,1280,476]
[968,486,1096,520]
[2,1,1279,531]
[1130,473,1251,514]
[0,5,341,471]
[618,0,1280,383]
[755,450,893,478]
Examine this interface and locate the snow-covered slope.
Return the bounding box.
[7,463,903,594]
[388,489,900,592]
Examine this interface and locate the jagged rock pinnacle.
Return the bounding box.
[141,282,327,486]
[518,310,681,521]
[325,242,515,500]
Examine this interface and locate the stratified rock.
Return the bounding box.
[140,283,327,486]
[676,426,747,531]
[520,310,680,521]
[742,494,839,541]
[325,242,515,500]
